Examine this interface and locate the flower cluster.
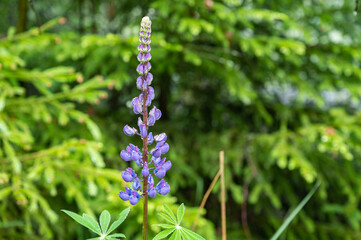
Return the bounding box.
[118,16,171,205]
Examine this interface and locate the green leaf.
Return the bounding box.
[158,212,175,225]
[83,213,102,235]
[162,204,177,223]
[169,230,181,240]
[62,210,100,235]
[108,233,126,238]
[153,223,175,229]
[106,207,130,235]
[181,228,206,240]
[176,203,185,224]
[270,181,320,240]
[99,210,111,234]
[152,228,175,240]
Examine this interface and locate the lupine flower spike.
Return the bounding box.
[119,16,171,206]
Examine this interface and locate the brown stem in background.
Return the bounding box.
[142,84,149,240]
[220,151,227,240]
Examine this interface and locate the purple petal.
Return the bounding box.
[145,73,153,85]
[163,161,172,171]
[137,77,143,90]
[148,87,155,100]
[119,191,129,201]
[124,125,137,136]
[120,150,132,161]
[121,171,133,182]
[132,178,141,190]
[129,195,139,205]
[155,167,166,178]
[158,182,170,195]
[136,63,144,75]
[148,115,155,126]
[147,132,154,144]
[148,175,154,185]
[142,167,149,177]
[154,133,167,142]
[152,148,161,158]
[160,143,169,154]
[139,124,147,138]
[148,188,157,198]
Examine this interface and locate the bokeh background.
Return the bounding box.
[1,0,361,239]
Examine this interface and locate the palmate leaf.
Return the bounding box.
[63,208,130,238]
[154,204,205,240]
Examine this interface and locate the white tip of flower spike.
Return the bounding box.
[141,16,152,27]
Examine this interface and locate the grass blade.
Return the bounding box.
[270,181,320,240]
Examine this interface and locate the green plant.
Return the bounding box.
[153,204,205,240]
[62,208,130,240]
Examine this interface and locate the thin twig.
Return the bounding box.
[220,151,227,240]
[28,0,42,34]
[192,169,222,231]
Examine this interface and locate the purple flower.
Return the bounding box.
[132,178,141,190]
[147,132,154,144]
[152,148,162,158]
[142,162,149,177]
[120,150,131,161]
[132,97,142,114]
[121,168,136,182]
[156,179,170,195]
[129,191,140,205]
[148,186,157,198]
[150,106,161,120]
[119,187,132,201]
[154,166,166,178]
[119,16,171,205]
[154,133,167,142]
[145,73,153,85]
[124,125,137,136]
[139,123,147,138]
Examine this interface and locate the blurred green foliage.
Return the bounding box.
[1,0,361,239]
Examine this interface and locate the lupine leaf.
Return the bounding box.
[176,203,185,224]
[99,210,111,233]
[181,228,206,240]
[158,212,175,224]
[153,223,175,229]
[108,233,126,238]
[162,204,177,223]
[106,207,130,235]
[82,213,102,235]
[152,228,176,240]
[169,230,181,240]
[61,210,99,234]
